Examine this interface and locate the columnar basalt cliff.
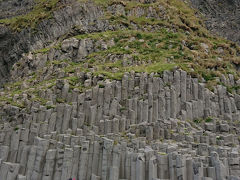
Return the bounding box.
[0,0,240,180]
[1,67,240,179]
[0,0,109,86]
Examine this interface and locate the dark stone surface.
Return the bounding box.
[0,0,35,19]
[190,0,240,44]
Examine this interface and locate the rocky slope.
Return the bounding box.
[190,0,240,44]
[0,0,35,19]
[0,0,109,86]
[0,0,240,180]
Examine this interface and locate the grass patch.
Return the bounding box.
[193,118,202,124]
[34,47,51,54]
[227,85,240,94]
[205,117,213,123]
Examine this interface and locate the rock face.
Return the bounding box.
[0,68,240,179]
[0,0,240,179]
[190,0,240,44]
[0,0,109,86]
[0,0,35,19]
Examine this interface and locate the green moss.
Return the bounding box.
[56,98,65,103]
[114,140,118,145]
[94,70,123,80]
[216,136,222,140]
[46,105,56,109]
[32,97,48,105]
[14,127,19,131]
[193,118,202,124]
[34,48,51,54]
[120,107,127,112]
[226,85,240,94]
[67,76,79,86]
[79,0,112,7]
[205,117,213,123]
[202,72,216,81]
[98,84,105,88]
[157,152,167,155]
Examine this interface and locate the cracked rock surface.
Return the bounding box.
[190,0,240,44]
[0,0,240,179]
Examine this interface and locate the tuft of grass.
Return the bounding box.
[14,127,19,131]
[34,48,51,54]
[205,117,213,123]
[56,98,65,103]
[46,105,56,109]
[78,0,113,7]
[226,85,240,94]
[98,84,105,88]
[193,118,202,124]
[67,76,79,86]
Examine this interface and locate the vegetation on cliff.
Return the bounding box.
[0,0,240,108]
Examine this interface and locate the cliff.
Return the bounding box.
[0,0,240,179]
[190,0,240,44]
